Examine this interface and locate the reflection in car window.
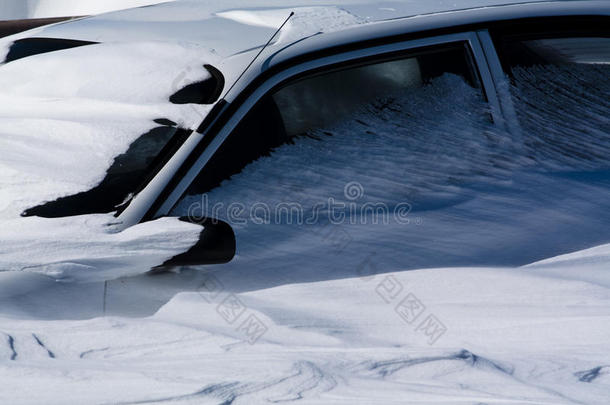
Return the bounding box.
[186,43,483,195]
[496,34,610,168]
[500,36,610,67]
[174,36,610,269]
[517,38,610,65]
[176,72,497,217]
[273,58,424,137]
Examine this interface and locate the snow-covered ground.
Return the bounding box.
[2,250,610,404]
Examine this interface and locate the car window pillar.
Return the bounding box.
[476,29,524,142]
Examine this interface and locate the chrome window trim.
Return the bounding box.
[476,29,524,141]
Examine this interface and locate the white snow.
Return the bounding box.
[0,40,215,217]
[0,215,201,282]
[217,7,368,43]
[1,256,610,404]
[0,35,216,280]
[0,1,609,403]
[0,65,608,403]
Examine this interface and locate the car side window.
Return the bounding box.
[499,37,610,67]
[186,42,486,195]
[492,20,610,168]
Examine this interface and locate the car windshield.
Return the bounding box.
[0,39,222,219]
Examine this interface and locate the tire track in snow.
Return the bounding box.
[79,346,110,359]
[32,333,55,358]
[362,349,513,378]
[268,360,337,402]
[3,333,17,360]
[361,350,589,405]
[112,360,337,404]
[575,366,610,383]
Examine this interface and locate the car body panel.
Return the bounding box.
[12,1,607,94]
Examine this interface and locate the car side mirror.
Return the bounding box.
[158,216,236,268]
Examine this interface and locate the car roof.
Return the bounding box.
[4,0,607,107]
[4,0,607,108]
[22,0,601,57]
[21,0,606,97]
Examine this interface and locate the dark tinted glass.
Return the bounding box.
[494,26,610,168]
[186,43,482,195]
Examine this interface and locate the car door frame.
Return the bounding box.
[115,30,503,229]
[475,14,610,147]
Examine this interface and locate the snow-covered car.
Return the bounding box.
[0,0,609,280]
[3,2,610,404]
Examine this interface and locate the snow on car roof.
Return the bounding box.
[12,0,606,99]
[7,1,598,57]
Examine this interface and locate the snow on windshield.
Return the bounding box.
[0,40,215,217]
[0,40,215,281]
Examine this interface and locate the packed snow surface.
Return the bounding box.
[1,252,610,404]
[217,7,367,44]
